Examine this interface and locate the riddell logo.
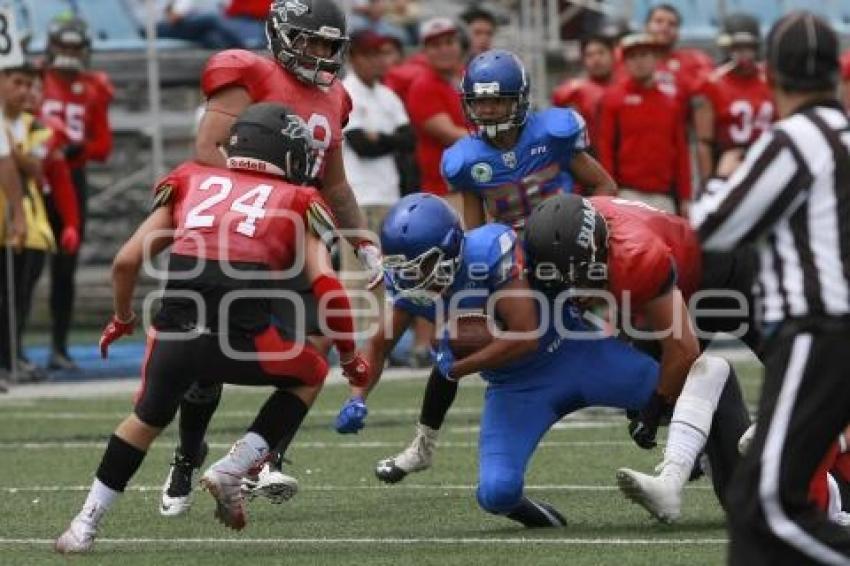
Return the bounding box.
[230,158,266,171]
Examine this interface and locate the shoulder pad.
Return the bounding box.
[85,71,114,102]
[464,224,516,267]
[441,139,470,186]
[151,161,192,210]
[542,107,585,140]
[201,49,271,98]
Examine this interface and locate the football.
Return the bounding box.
[435,313,497,358]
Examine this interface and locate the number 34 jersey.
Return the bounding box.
[441,108,587,231]
[154,161,332,272]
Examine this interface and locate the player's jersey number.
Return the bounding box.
[184,175,272,238]
[307,113,331,178]
[729,100,773,145]
[42,99,86,143]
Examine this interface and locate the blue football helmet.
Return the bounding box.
[380,194,464,304]
[461,49,530,138]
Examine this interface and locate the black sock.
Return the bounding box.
[178,382,222,463]
[95,434,147,493]
[419,368,459,430]
[505,497,566,528]
[248,389,308,454]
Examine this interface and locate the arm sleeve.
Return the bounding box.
[43,154,80,230]
[311,273,356,355]
[690,129,809,251]
[83,75,114,162]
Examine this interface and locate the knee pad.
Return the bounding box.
[672,354,731,437]
[182,382,223,404]
[476,473,524,514]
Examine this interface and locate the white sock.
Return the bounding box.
[78,479,119,527]
[661,422,706,487]
[225,432,270,473]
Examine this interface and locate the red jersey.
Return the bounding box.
[551,76,611,150]
[41,69,114,168]
[405,65,466,196]
[591,196,701,311]
[201,50,353,179]
[597,77,691,200]
[655,47,714,104]
[384,53,429,104]
[697,65,775,152]
[156,161,330,271]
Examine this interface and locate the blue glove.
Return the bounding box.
[430,328,457,381]
[335,396,368,434]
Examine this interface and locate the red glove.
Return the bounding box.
[60,226,80,254]
[100,314,136,358]
[340,352,370,388]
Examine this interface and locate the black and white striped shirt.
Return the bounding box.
[691,100,850,324]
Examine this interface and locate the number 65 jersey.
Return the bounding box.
[152,161,336,331]
[441,107,587,231]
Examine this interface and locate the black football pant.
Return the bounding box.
[45,166,87,356]
[727,320,850,565]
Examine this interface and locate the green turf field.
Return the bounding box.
[0,358,763,565]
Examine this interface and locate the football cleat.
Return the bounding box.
[616,463,683,524]
[375,424,437,484]
[199,439,267,530]
[160,442,209,516]
[55,507,101,555]
[241,462,299,504]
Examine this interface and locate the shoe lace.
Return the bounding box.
[166,452,195,497]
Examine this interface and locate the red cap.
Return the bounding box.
[350,30,389,54]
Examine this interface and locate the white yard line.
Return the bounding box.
[0,483,714,493]
[0,537,727,545]
[0,439,641,450]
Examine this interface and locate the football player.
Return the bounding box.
[162,0,383,513]
[41,16,114,371]
[342,49,616,481]
[525,194,752,523]
[55,103,369,553]
[344,193,730,528]
[693,13,775,183]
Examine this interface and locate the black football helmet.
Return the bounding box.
[717,13,760,50]
[226,103,317,185]
[524,194,609,294]
[46,16,91,72]
[266,0,349,87]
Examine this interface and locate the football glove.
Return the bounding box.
[335,396,368,434]
[430,328,456,381]
[340,352,370,387]
[355,242,383,290]
[100,313,136,358]
[628,392,674,450]
[60,226,80,254]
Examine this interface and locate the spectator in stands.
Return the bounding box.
[551,34,616,152]
[644,3,713,107]
[597,33,691,216]
[342,30,413,243]
[405,17,467,197]
[220,0,269,49]
[841,50,850,112]
[460,6,497,61]
[385,0,421,45]
[133,0,244,49]
[41,17,114,370]
[349,0,410,46]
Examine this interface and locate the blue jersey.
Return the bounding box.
[390,223,586,381]
[441,107,587,231]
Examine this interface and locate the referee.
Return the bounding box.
[690,11,850,566]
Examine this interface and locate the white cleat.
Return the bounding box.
[241,462,298,504]
[617,466,682,524]
[200,466,247,531]
[55,517,97,554]
[160,443,208,517]
[375,424,437,484]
